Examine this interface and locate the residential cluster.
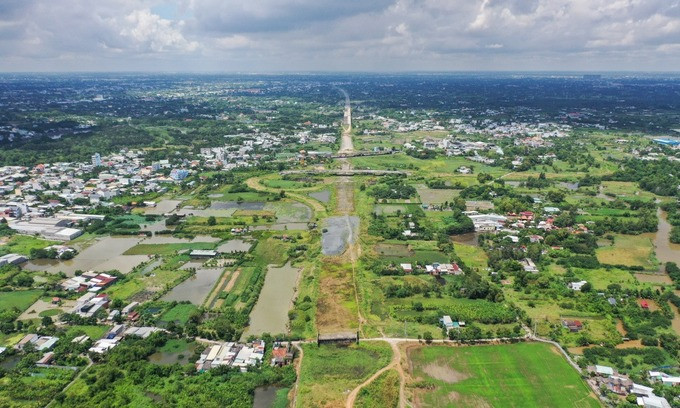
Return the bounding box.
[196,340,265,372]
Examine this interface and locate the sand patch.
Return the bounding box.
[448,391,461,402]
[422,363,469,384]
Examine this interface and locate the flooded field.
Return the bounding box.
[321,215,359,255]
[23,236,145,276]
[213,201,265,210]
[217,239,252,253]
[162,268,224,305]
[145,200,182,215]
[242,262,301,338]
[148,342,199,365]
[264,202,313,223]
[308,189,330,203]
[253,386,284,408]
[558,182,579,191]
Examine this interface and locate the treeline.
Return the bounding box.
[609,158,680,197]
[369,177,417,200]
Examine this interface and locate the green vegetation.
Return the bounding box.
[0,290,42,314]
[355,369,399,408]
[297,342,392,408]
[408,343,600,408]
[159,303,198,326]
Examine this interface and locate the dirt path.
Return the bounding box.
[203,269,232,309]
[345,340,407,408]
[224,269,240,291]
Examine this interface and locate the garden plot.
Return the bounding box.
[415,184,459,205]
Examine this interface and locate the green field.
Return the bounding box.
[408,343,600,408]
[595,234,656,269]
[124,242,217,255]
[159,303,198,325]
[66,325,109,340]
[355,368,399,408]
[297,342,392,408]
[0,235,58,256]
[0,290,42,313]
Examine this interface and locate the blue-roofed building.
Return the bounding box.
[653,138,680,146]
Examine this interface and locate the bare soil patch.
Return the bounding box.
[422,363,469,384]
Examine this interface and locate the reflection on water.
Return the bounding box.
[162,268,223,305]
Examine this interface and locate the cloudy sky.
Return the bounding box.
[1,0,680,72]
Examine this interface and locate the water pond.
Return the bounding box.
[162,268,223,305]
[242,262,301,338]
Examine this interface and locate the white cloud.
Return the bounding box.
[120,9,198,52]
[1,0,680,71]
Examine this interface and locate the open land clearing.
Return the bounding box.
[297,342,392,408]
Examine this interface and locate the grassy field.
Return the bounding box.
[316,258,359,333]
[0,235,58,256]
[415,185,459,204]
[0,290,42,313]
[66,325,109,340]
[159,303,197,325]
[124,242,217,255]
[596,234,656,269]
[355,368,399,408]
[158,338,191,353]
[408,343,600,408]
[297,342,393,408]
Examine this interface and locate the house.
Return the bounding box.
[648,371,680,386]
[562,320,583,332]
[36,352,55,365]
[595,365,615,377]
[568,280,588,291]
[270,342,293,367]
[189,249,217,258]
[400,263,413,273]
[440,315,455,331]
[637,395,671,408]
[521,258,539,273]
[639,300,650,309]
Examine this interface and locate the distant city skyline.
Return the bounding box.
[2,0,680,72]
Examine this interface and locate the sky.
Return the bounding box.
[1,0,680,72]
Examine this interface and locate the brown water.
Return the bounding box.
[216,239,252,253]
[148,343,199,365]
[162,268,224,305]
[22,236,146,276]
[242,262,301,338]
[253,386,283,408]
[651,209,680,267]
